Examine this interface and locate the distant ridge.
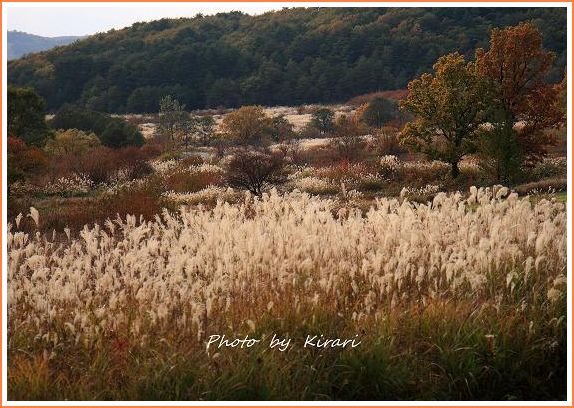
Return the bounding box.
[7,8,566,113]
[8,30,85,60]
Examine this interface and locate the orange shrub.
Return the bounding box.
[162,169,223,193]
[8,137,48,183]
[347,89,408,106]
[50,146,154,184]
[16,185,170,234]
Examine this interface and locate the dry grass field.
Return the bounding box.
[8,176,567,399]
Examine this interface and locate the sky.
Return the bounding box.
[6,3,286,37]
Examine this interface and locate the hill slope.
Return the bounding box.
[7,7,567,113]
[8,30,84,60]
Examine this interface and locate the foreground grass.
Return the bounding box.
[8,298,566,401]
[8,190,567,400]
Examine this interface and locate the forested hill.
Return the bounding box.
[7,7,567,113]
[7,31,84,60]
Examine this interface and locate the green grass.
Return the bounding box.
[554,191,567,203]
[529,191,567,205]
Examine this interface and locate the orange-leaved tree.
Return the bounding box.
[221,105,272,145]
[7,137,48,186]
[475,22,564,179]
[399,52,492,178]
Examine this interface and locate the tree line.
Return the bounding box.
[8,21,565,190]
[7,7,566,113]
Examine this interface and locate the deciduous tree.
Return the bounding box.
[221,106,272,145]
[224,148,286,195]
[310,108,335,136]
[400,53,492,178]
[7,137,48,185]
[476,22,564,175]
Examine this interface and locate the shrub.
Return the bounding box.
[347,90,408,106]
[298,123,323,139]
[221,106,272,145]
[358,176,385,192]
[50,105,144,148]
[525,157,567,181]
[270,114,296,142]
[50,146,153,185]
[139,141,165,158]
[360,97,400,128]
[379,155,402,179]
[161,165,224,193]
[225,148,286,195]
[7,137,48,185]
[44,129,101,156]
[331,134,367,162]
[28,184,168,233]
[372,127,408,156]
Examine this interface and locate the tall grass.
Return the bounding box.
[7,188,567,400]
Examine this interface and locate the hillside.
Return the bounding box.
[7,7,567,113]
[7,30,84,60]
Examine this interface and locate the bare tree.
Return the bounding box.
[225,148,286,195]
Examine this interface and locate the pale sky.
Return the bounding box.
[6,3,288,37]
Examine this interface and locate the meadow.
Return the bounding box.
[7,142,568,399]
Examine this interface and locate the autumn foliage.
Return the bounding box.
[400,53,491,178]
[401,23,564,179]
[221,106,272,145]
[7,137,48,183]
[475,21,564,165]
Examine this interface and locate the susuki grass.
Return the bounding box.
[7,187,567,400]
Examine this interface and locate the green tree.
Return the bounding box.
[361,97,399,128]
[8,86,50,146]
[194,115,216,145]
[50,104,143,148]
[99,120,143,148]
[158,95,190,144]
[7,9,566,112]
[310,108,335,136]
[270,114,295,142]
[400,53,492,178]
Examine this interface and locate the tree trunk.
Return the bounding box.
[450,161,460,178]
